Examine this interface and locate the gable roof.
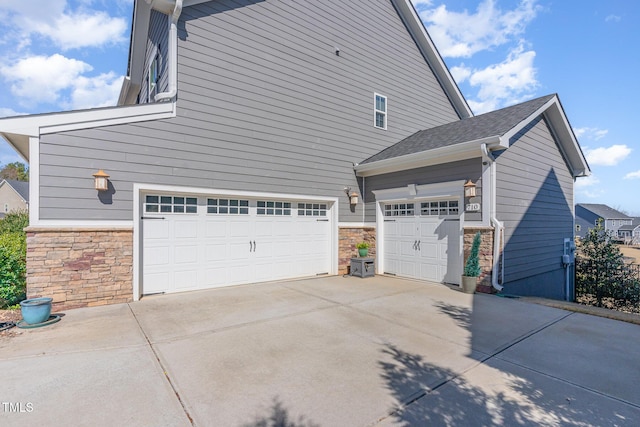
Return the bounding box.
[0,179,29,201]
[619,218,640,232]
[355,94,590,178]
[577,204,631,219]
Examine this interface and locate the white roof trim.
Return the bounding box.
[355,137,497,177]
[497,95,590,178]
[0,102,176,162]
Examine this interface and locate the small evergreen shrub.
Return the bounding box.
[0,232,27,308]
[464,232,482,277]
[0,210,29,235]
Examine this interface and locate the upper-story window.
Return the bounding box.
[374,93,387,130]
[148,51,160,102]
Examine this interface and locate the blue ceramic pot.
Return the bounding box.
[20,297,53,325]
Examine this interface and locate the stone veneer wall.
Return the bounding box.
[338,226,376,275]
[25,228,133,310]
[463,227,495,293]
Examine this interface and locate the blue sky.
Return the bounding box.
[0,0,639,215]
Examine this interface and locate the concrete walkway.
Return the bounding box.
[1,276,639,426]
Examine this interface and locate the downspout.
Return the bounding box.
[154,0,182,102]
[481,143,504,292]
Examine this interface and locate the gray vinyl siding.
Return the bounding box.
[363,158,482,222]
[37,0,460,222]
[138,10,169,104]
[496,116,574,299]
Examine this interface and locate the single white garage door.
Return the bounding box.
[142,194,332,295]
[383,200,462,285]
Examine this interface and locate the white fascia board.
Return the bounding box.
[499,95,591,178]
[355,137,497,177]
[119,0,152,105]
[391,0,472,119]
[0,102,174,137]
[0,102,175,162]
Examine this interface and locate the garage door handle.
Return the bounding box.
[253,241,256,251]
[413,240,417,250]
[417,240,421,250]
[141,216,165,220]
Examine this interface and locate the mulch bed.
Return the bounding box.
[0,309,23,339]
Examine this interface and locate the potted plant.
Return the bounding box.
[20,297,53,325]
[356,242,370,257]
[462,232,481,294]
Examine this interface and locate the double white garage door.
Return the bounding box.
[141,193,333,295]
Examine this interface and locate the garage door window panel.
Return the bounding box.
[207,199,249,215]
[145,195,197,214]
[384,203,415,217]
[258,201,291,216]
[298,203,327,217]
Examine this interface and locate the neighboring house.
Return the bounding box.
[0,179,29,218]
[575,204,633,239]
[0,0,589,308]
[618,218,640,245]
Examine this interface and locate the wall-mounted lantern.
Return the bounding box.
[93,170,110,191]
[464,179,476,198]
[344,187,359,205]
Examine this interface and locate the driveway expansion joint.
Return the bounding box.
[127,303,195,426]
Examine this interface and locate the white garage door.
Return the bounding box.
[142,194,332,295]
[383,200,462,285]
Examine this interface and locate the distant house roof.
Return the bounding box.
[577,203,631,220]
[619,218,640,232]
[355,94,590,178]
[361,95,556,164]
[0,179,29,202]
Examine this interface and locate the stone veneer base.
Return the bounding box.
[25,227,133,310]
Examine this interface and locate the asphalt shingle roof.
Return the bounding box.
[3,179,29,201]
[361,94,556,164]
[619,218,640,231]
[577,203,631,219]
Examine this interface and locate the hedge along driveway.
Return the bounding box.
[1,276,640,426]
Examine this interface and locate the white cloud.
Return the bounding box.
[584,145,632,166]
[31,11,127,50]
[0,1,127,50]
[605,15,621,23]
[0,54,92,107]
[624,170,640,180]
[65,72,123,110]
[0,108,27,118]
[414,0,541,58]
[461,44,538,113]
[574,127,608,141]
[0,54,122,110]
[575,174,602,198]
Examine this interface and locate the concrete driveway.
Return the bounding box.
[1,276,639,426]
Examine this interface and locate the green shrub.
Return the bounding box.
[464,232,482,277]
[0,232,27,308]
[0,210,29,235]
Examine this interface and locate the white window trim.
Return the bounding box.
[148,52,159,103]
[374,93,387,130]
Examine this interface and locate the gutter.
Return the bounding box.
[481,143,504,292]
[153,0,183,102]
